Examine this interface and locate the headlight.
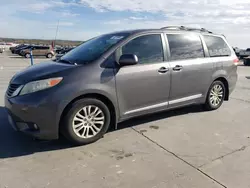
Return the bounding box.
[19,77,63,96]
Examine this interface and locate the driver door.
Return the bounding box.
[115,34,171,120]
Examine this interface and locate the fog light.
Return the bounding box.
[33,124,38,130]
[28,123,39,131]
[16,122,39,131]
[16,122,29,131]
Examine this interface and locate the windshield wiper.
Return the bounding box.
[58,59,77,65]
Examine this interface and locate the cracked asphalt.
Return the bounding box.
[0,51,250,188]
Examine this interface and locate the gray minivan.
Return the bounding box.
[5,26,238,145]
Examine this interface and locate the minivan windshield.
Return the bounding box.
[61,33,130,64]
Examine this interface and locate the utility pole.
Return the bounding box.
[54,20,60,47]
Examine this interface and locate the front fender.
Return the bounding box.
[55,84,119,130]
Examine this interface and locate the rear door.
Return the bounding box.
[37,46,47,56]
[32,46,40,56]
[165,33,213,107]
[115,33,171,119]
[42,46,50,56]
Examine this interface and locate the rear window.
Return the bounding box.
[203,35,231,57]
[167,34,204,61]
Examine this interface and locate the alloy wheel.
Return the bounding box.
[209,84,224,107]
[72,105,105,138]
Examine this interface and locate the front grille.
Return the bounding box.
[6,84,21,97]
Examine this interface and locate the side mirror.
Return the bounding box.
[119,54,138,66]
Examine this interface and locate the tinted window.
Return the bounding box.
[204,35,231,57]
[122,34,163,64]
[36,46,49,50]
[33,46,42,50]
[62,33,130,64]
[167,34,204,61]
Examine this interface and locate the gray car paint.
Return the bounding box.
[5,29,238,139]
[114,31,237,121]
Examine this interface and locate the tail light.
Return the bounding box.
[233,58,239,66]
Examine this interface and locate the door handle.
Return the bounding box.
[158,67,169,73]
[173,65,183,71]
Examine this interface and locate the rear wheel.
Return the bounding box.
[204,80,225,110]
[47,53,53,58]
[61,98,111,145]
[25,53,30,58]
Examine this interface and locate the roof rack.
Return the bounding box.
[161,26,213,34]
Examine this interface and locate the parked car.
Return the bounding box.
[239,48,250,59]
[55,47,64,53]
[54,53,64,60]
[243,56,250,66]
[21,46,55,58]
[5,26,238,145]
[13,45,31,55]
[0,47,3,53]
[233,47,241,58]
[58,47,74,54]
[10,44,25,52]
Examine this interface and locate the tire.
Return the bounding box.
[204,80,226,111]
[25,53,31,58]
[47,53,53,58]
[61,98,111,145]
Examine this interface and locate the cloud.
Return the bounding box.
[58,22,75,26]
[1,0,250,48]
[78,0,250,47]
[22,0,78,13]
[129,16,147,20]
[23,2,52,13]
[61,11,80,17]
[79,0,249,12]
[48,22,75,29]
[104,20,123,25]
[78,0,250,30]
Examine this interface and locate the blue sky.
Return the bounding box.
[0,0,250,48]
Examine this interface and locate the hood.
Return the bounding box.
[11,61,76,84]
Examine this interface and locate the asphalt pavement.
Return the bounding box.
[0,51,250,188]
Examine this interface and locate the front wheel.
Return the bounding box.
[204,81,226,111]
[61,98,111,145]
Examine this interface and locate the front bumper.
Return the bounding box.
[4,91,60,140]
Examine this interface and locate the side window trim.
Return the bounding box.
[198,34,206,58]
[200,35,210,57]
[165,33,206,62]
[116,33,165,65]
